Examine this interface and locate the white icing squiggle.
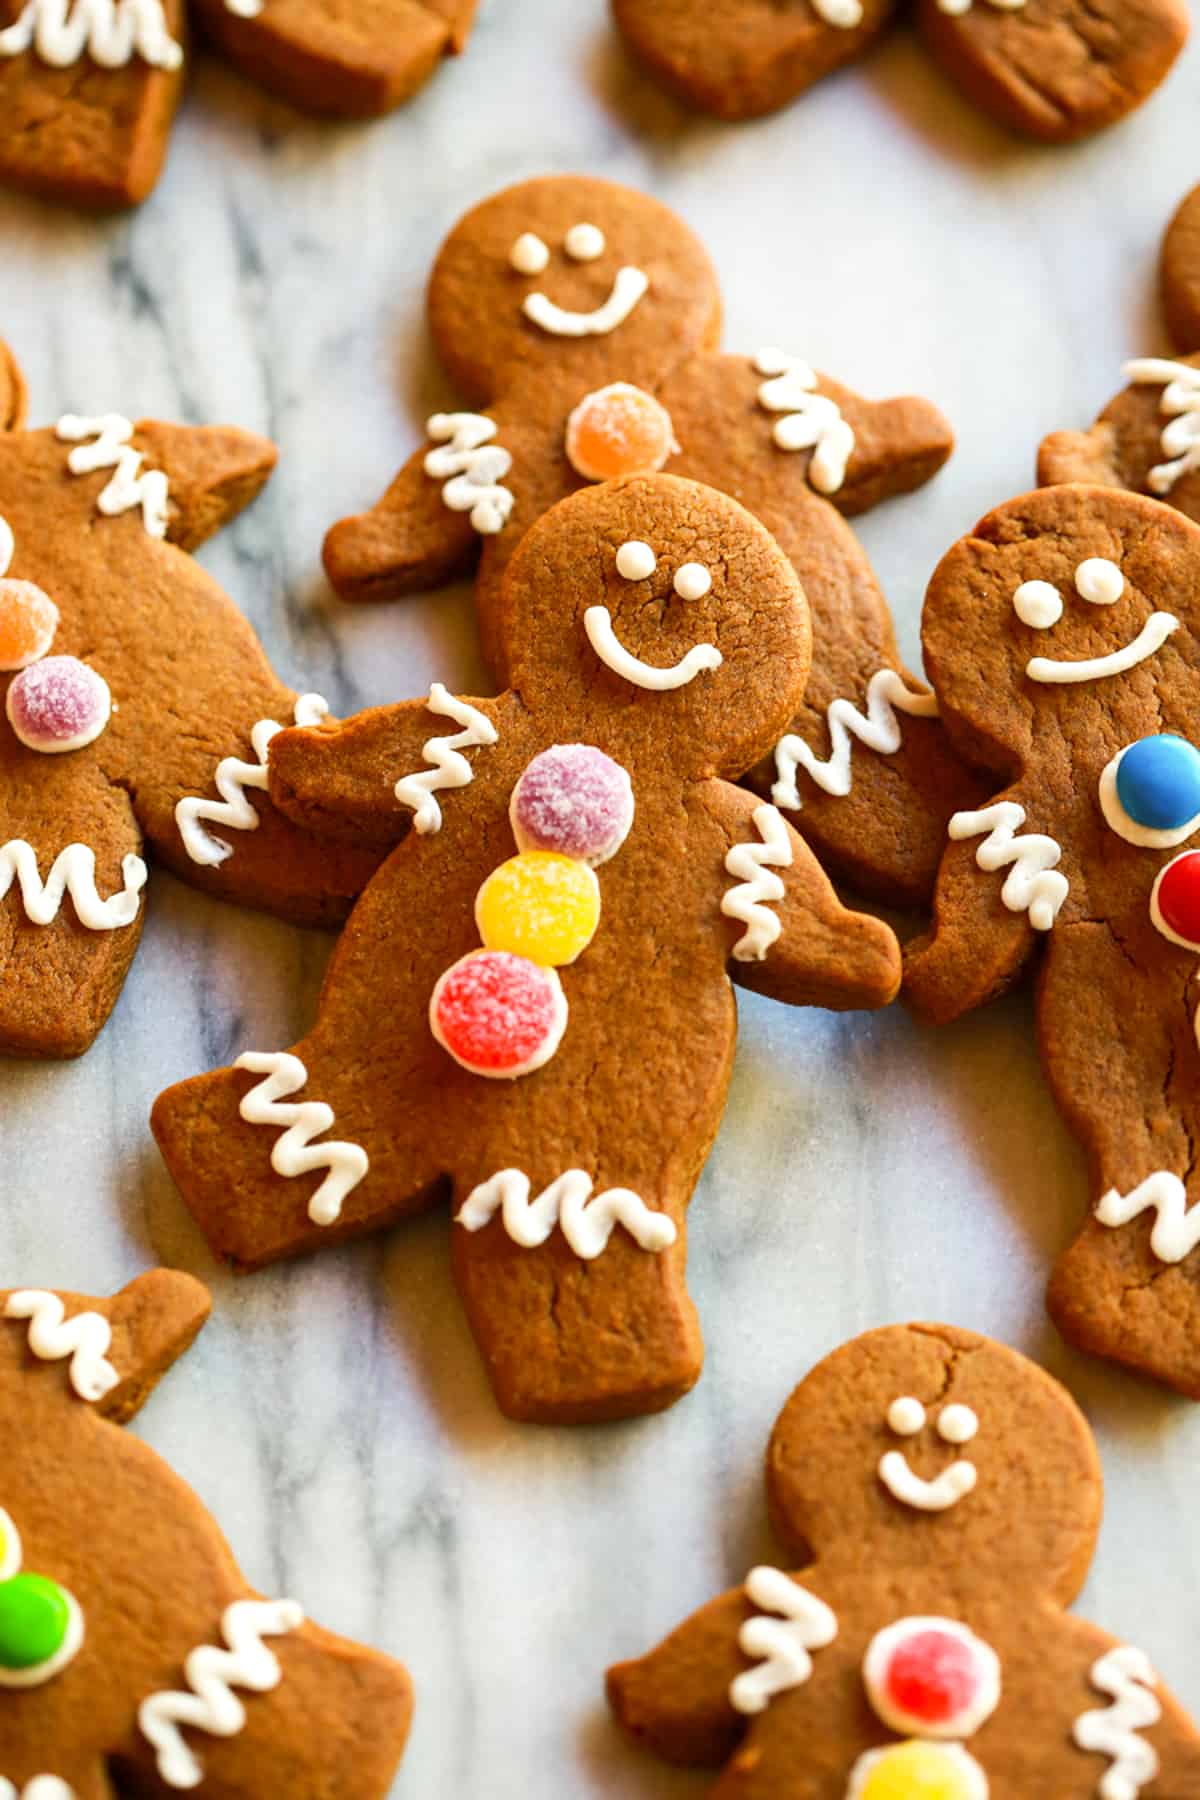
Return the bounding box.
[721,804,793,962]
[0,1780,80,1799]
[772,668,938,810]
[138,1599,304,1790]
[878,1448,977,1511]
[584,605,722,691]
[1026,613,1178,685]
[223,0,262,14]
[425,413,515,536]
[393,683,498,834]
[0,0,182,67]
[1073,1646,1161,1800]
[754,349,856,494]
[949,801,1068,930]
[730,1567,838,1716]
[0,841,147,930]
[937,0,1024,14]
[175,694,328,867]
[235,1051,368,1228]
[456,1169,677,1260]
[56,415,170,537]
[1096,1172,1200,1264]
[1124,358,1200,496]
[523,267,649,338]
[0,516,13,579]
[4,1290,118,1401]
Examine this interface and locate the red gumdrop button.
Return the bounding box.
[430,950,565,1077]
[885,1629,980,1727]
[1155,850,1200,950]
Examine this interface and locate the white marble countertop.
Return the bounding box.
[4,3,1200,1793]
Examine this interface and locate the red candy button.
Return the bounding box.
[430,950,567,1079]
[1152,849,1200,952]
[863,1618,1001,1740]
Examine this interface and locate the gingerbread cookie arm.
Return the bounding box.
[607,1587,752,1766]
[708,783,901,1010]
[0,1270,209,1421]
[269,691,505,851]
[0,339,28,432]
[323,440,482,604]
[1038,356,1200,519]
[133,421,278,550]
[821,378,955,518]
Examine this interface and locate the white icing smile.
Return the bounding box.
[584,605,722,692]
[524,268,649,338]
[878,1395,979,1512]
[1027,612,1179,684]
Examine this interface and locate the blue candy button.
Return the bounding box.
[1115,734,1200,831]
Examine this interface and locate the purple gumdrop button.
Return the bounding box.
[6,655,112,754]
[510,744,634,866]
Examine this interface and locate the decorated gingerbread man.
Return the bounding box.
[0,1268,412,1795]
[609,1322,1200,1798]
[906,482,1200,1396]
[0,0,476,206]
[153,474,902,1424]
[0,341,378,1058]
[610,0,1188,139]
[323,173,985,909]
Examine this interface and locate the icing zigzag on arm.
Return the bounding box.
[456,1169,677,1260]
[948,800,1068,930]
[721,803,793,962]
[424,414,515,536]
[754,349,857,495]
[3,1290,119,1401]
[234,1052,368,1227]
[393,684,498,834]
[56,415,171,536]
[0,840,147,930]
[1073,1646,1161,1799]
[1124,358,1200,496]
[176,694,329,867]
[138,1598,305,1790]
[772,669,938,810]
[730,1567,838,1716]
[0,0,182,68]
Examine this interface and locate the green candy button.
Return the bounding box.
[0,1573,70,1670]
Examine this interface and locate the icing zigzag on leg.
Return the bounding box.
[0,840,147,929]
[456,1169,677,1260]
[234,1052,368,1227]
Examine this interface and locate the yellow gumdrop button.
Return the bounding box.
[475,852,601,967]
[853,1741,985,1800]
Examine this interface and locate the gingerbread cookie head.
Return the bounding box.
[0,1271,412,1796]
[501,473,811,781]
[767,1323,1101,1600]
[921,485,1199,779]
[427,175,722,403]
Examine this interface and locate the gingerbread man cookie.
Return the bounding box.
[0,1268,412,1794]
[609,1323,1200,1797]
[0,341,378,1059]
[906,482,1200,1395]
[153,474,902,1424]
[611,0,1188,139]
[0,0,476,207]
[324,174,981,908]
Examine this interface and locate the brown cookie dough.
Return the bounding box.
[608,1323,1200,1795]
[154,474,901,1426]
[0,340,379,1059]
[0,0,476,207]
[0,1270,413,1795]
[916,0,1188,143]
[323,173,980,909]
[906,482,1200,1396]
[610,0,897,121]
[1161,182,1200,349]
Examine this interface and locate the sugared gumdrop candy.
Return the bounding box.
[847,1740,989,1800]
[863,1618,1000,1740]
[6,655,111,754]
[0,578,59,672]
[476,851,601,967]
[509,744,634,867]
[565,383,676,483]
[430,949,567,1078]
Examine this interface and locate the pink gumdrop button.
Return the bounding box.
[509,744,634,867]
[1155,849,1200,951]
[430,950,567,1078]
[885,1629,982,1728]
[6,654,112,754]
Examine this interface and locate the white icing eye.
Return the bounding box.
[565,223,606,262]
[1013,580,1063,629]
[673,562,711,600]
[616,540,657,581]
[510,233,549,276]
[886,1396,926,1436]
[937,1404,979,1445]
[1075,558,1124,605]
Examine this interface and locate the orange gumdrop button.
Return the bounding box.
[565,383,677,482]
[0,579,59,673]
